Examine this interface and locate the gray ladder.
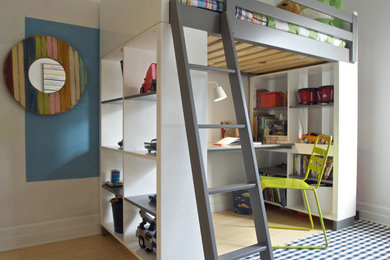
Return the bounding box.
[169,1,273,259]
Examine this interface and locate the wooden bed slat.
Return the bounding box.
[207,35,323,75]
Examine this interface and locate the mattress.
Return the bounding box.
[179,1,346,48]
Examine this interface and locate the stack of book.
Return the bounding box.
[253,112,287,143]
[292,154,333,182]
[253,113,276,143]
[262,187,287,206]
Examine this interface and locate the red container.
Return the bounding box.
[318,85,334,103]
[298,88,319,105]
[260,91,285,108]
[311,88,319,104]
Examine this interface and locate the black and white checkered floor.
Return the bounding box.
[244,220,390,260]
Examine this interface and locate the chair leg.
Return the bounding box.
[272,189,328,249]
[312,189,328,249]
[303,190,315,230]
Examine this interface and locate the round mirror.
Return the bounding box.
[3,35,87,115]
[28,58,66,93]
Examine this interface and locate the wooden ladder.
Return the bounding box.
[169,1,273,259]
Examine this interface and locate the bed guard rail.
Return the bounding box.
[225,0,357,63]
[173,0,357,63]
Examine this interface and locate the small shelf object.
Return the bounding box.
[125,195,156,217]
[102,183,124,198]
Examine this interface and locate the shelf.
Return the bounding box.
[101,222,124,242]
[125,195,156,216]
[254,106,287,112]
[101,92,157,104]
[101,97,123,104]
[123,149,157,160]
[259,167,286,177]
[101,145,123,153]
[288,175,333,185]
[286,203,332,220]
[293,143,334,156]
[289,103,334,109]
[208,143,293,152]
[125,239,156,260]
[124,91,156,101]
[264,200,286,207]
[102,183,124,198]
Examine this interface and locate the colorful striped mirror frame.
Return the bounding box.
[3,35,87,115]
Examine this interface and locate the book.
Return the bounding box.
[252,112,277,142]
[214,137,241,146]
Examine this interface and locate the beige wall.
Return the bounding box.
[0,0,100,251]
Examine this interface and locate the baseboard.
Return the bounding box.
[357,201,390,226]
[0,214,100,252]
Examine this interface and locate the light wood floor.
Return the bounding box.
[0,205,329,260]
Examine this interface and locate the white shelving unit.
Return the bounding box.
[100,2,208,258]
[249,62,358,229]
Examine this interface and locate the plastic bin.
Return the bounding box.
[110,197,123,234]
[260,91,285,107]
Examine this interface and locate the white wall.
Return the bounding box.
[0,0,100,251]
[343,0,390,225]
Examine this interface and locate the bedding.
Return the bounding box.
[179,0,346,48]
[180,0,224,12]
[300,0,343,28]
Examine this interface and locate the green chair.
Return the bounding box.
[260,134,332,249]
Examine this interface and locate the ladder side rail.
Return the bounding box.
[169,1,218,259]
[221,4,274,260]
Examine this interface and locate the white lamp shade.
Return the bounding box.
[213,85,227,102]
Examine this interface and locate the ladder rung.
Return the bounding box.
[208,183,256,195]
[189,64,236,74]
[198,124,245,129]
[218,244,268,260]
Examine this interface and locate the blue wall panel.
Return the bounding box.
[25,17,99,181]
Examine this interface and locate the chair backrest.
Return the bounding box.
[303,135,333,189]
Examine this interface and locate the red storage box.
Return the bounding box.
[260,91,285,108]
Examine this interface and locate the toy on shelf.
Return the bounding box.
[318,85,334,104]
[105,169,123,187]
[277,0,301,14]
[140,63,157,93]
[117,139,123,149]
[144,138,157,153]
[297,85,334,105]
[136,210,156,253]
[148,194,157,203]
[301,132,331,144]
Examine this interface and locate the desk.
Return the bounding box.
[207,143,293,152]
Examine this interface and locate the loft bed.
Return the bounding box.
[175,0,357,74]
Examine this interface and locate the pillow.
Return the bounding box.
[300,0,343,28]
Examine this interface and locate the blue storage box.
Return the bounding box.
[233,190,251,215]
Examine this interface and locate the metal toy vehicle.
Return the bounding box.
[301,132,330,144]
[144,139,157,153]
[136,210,156,253]
[140,63,157,93]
